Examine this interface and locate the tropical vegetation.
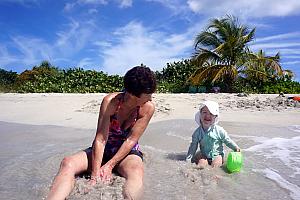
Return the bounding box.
[0,15,299,94]
[189,15,292,93]
[0,61,123,93]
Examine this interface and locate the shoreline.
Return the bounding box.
[0,93,300,200]
[0,93,299,128]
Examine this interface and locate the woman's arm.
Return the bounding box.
[90,94,116,180]
[103,101,155,169]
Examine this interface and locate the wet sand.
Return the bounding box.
[0,93,299,199]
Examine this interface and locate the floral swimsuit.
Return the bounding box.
[103,93,143,161]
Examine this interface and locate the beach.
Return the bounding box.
[0,93,300,199]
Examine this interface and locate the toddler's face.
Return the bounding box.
[200,106,217,129]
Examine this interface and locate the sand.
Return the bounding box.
[0,93,299,199]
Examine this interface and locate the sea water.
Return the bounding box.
[0,120,299,199]
[139,120,300,200]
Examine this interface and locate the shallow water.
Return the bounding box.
[140,120,300,200]
[0,120,300,200]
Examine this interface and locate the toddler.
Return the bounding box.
[186,100,240,168]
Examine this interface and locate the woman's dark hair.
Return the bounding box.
[124,66,156,97]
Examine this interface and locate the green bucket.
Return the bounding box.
[226,152,243,173]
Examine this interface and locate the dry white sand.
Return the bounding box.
[0,93,300,200]
[0,93,299,128]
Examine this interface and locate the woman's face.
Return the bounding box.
[200,106,217,129]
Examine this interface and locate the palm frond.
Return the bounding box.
[193,48,221,66]
[192,15,258,88]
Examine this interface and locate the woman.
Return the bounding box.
[47,66,156,200]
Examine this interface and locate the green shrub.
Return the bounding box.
[17,66,124,93]
[155,59,197,93]
[0,68,18,92]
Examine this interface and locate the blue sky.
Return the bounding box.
[0,0,300,81]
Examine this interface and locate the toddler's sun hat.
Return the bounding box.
[195,100,220,126]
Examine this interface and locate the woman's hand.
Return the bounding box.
[99,163,113,183]
[88,175,99,186]
[88,163,113,185]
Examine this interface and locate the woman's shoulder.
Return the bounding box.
[141,100,155,110]
[102,92,123,103]
[142,100,155,108]
[100,92,123,113]
[138,100,155,117]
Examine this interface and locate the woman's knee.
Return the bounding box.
[130,164,144,177]
[123,164,144,182]
[59,156,77,174]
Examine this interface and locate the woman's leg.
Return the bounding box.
[117,155,144,200]
[47,150,91,200]
[211,155,223,168]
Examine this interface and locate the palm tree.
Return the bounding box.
[282,69,294,81]
[190,15,255,91]
[243,50,283,85]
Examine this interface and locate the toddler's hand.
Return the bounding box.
[185,155,192,163]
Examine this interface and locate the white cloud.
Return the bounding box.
[187,0,203,12]
[255,32,300,43]
[65,0,300,19]
[118,0,132,8]
[88,8,98,14]
[77,58,94,68]
[284,55,300,59]
[78,0,107,5]
[0,0,38,6]
[10,36,53,66]
[94,41,112,48]
[186,0,300,18]
[261,48,300,58]
[99,21,194,75]
[64,2,77,12]
[63,0,107,12]
[55,19,94,56]
[0,18,96,69]
[251,42,300,51]
[0,46,18,66]
[283,60,300,65]
[146,0,188,14]
[63,0,132,12]
[278,49,300,55]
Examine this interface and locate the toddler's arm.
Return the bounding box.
[221,128,240,151]
[186,128,200,162]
